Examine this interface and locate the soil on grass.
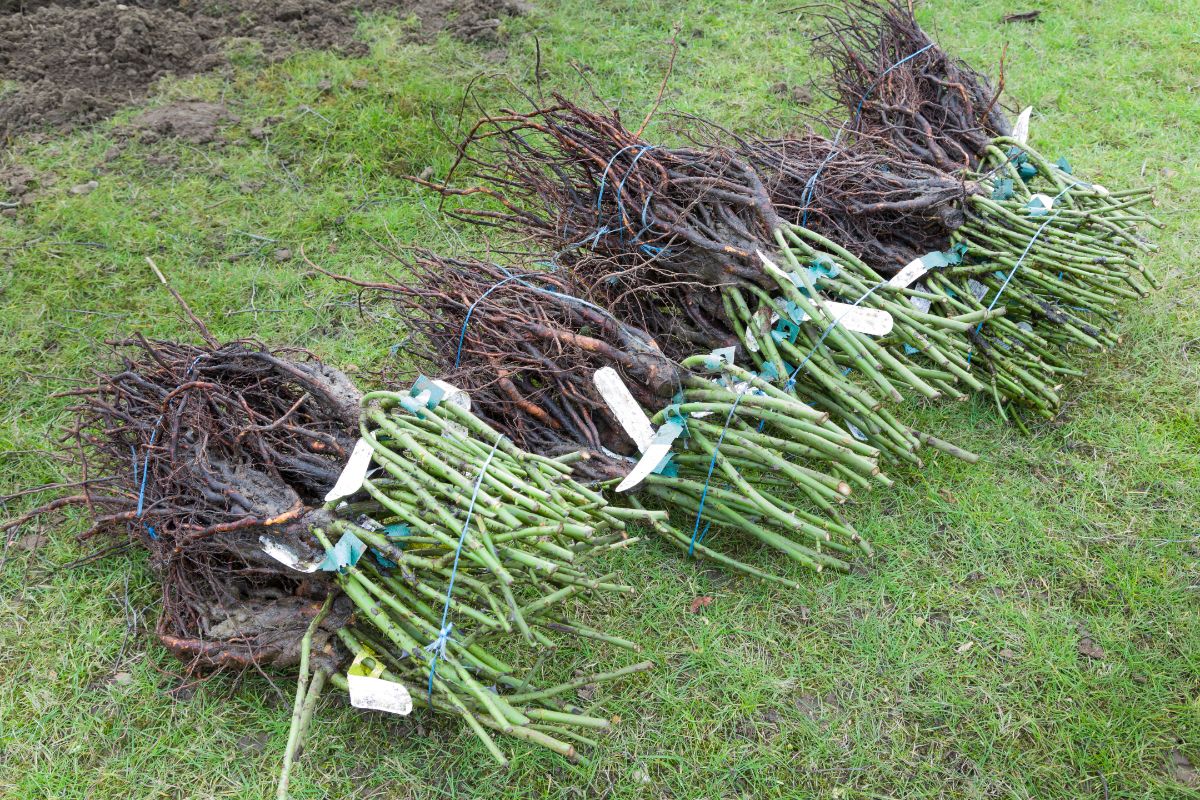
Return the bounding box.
[0,0,529,137]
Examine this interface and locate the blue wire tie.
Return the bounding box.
[800,43,934,227]
[424,435,503,705]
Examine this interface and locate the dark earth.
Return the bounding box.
[0,0,528,137]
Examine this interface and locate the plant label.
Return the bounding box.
[593,367,655,452]
[616,421,683,492]
[1013,106,1033,145]
[431,379,471,412]
[889,258,930,289]
[816,301,894,336]
[324,437,374,502]
[1027,193,1055,216]
[348,674,413,716]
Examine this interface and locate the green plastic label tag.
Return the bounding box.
[320,530,366,572]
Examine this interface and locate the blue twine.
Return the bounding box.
[800,43,935,227]
[784,281,888,391]
[452,274,524,368]
[453,266,631,369]
[424,435,503,705]
[615,147,663,254]
[964,180,1082,364]
[633,192,658,249]
[688,391,744,556]
[578,143,668,258]
[612,145,656,223]
[595,145,644,215]
[135,428,158,539]
[687,275,883,553]
[129,354,206,541]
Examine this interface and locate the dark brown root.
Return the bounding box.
[417,94,800,359]
[699,124,975,274]
[811,0,1012,170]
[324,252,680,476]
[6,339,363,670]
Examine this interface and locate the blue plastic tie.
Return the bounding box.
[453,266,629,369]
[687,390,744,556]
[131,353,206,542]
[965,180,1081,364]
[800,43,934,227]
[452,275,524,368]
[424,435,503,705]
[784,280,888,391]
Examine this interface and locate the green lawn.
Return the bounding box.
[1,1,1198,797]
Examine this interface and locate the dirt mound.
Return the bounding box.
[132,100,235,143]
[0,0,528,138]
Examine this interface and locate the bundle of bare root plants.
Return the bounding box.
[327,253,878,587]
[1,337,657,795]
[420,96,983,467]
[1,338,362,670]
[791,0,1161,422]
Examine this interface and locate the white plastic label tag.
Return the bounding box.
[616,421,683,493]
[431,379,471,412]
[745,309,769,353]
[817,301,894,336]
[259,535,321,573]
[593,367,655,452]
[1027,192,1055,216]
[743,327,760,353]
[1013,106,1033,145]
[324,437,374,502]
[773,299,892,336]
[889,258,930,289]
[348,674,413,716]
[909,294,932,314]
[757,250,892,336]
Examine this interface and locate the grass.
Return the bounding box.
[1,0,1198,797]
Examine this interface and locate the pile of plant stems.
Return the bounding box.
[327,255,886,586]
[277,388,656,778]
[419,97,983,465]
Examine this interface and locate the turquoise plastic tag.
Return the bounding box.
[410,376,446,409]
[652,453,678,477]
[320,530,367,572]
[773,316,800,344]
[1026,196,1052,216]
[663,405,689,437]
[384,523,411,541]
[809,255,840,279]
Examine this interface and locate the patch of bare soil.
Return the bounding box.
[0,0,529,137]
[132,100,235,143]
